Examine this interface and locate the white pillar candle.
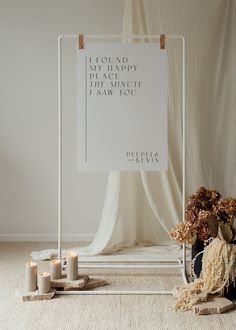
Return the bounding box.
[50,259,62,280]
[25,261,37,292]
[38,272,51,294]
[67,251,78,280]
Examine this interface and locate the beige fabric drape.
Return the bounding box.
[147,0,236,196]
[32,0,236,260]
[79,0,236,255]
[72,0,183,255]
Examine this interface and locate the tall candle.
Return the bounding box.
[50,259,62,280]
[38,272,51,294]
[25,261,37,292]
[67,251,78,280]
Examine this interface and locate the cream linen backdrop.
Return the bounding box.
[70,0,183,256]
[32,0,182,261]
[32,0,236,260]
[147,0,236,197]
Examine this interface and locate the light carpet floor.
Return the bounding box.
[0,242,235,330]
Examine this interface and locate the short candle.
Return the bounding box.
[50,259,62,280]
[25,261,37,292]
[67,251,78,280]
[38,272,51,294]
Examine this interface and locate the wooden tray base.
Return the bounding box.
[50,274,89,289]
[193,296,234,315]
[21,289,55,302]
[64,278,109,291]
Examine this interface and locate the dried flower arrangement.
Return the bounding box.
[171,187,236,311]
[173,219,236,311]
[170,186,236,244]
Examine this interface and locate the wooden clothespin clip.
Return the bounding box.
[160,34,165,50]
[78,34,84,49]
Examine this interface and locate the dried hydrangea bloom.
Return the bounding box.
[170,222,195,244]
[213,198,236,223]
[195,210,212,241]
[187,187,221,212]
[183,187,221,240]
[170,187,236,244]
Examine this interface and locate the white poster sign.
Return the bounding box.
[77,43,168,171]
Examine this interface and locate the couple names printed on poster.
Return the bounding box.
[77,43,168,171]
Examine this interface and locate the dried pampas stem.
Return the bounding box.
[173,238,236,311]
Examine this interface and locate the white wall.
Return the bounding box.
[0,0,123,241]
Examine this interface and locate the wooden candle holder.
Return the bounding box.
[21,289,55,302]
[50,274,89,289]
